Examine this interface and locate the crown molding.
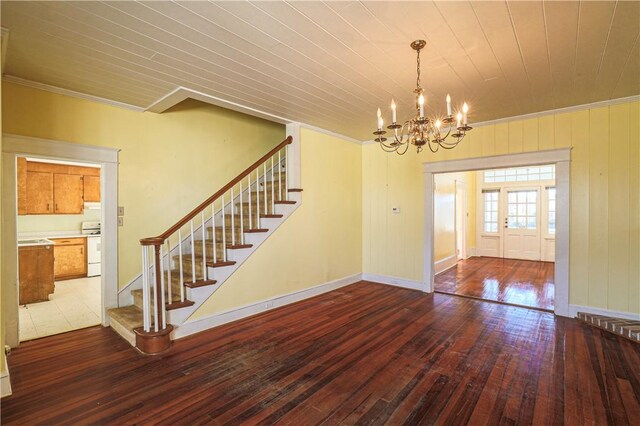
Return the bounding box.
[470,95,640,128]
[360,95,640,144]
[2,75,146,112]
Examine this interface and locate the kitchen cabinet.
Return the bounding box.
[52,237,87,280]
[53,174,84,214]
[26,171,54,214]
[83,175,101,202]
[17,159,101,215]
[19,244,55,305]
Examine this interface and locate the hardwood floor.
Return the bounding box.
[435,256,555,311]
[3,281,638,425]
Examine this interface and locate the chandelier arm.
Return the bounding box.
[426,138,439,153]
[397,140,411,155]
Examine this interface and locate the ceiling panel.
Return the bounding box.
[1,0,638,141]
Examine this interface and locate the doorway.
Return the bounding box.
[423,149,571,317]
[16,157,104,341]
[2,134,119,349]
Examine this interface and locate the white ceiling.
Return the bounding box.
[1,1,639,140]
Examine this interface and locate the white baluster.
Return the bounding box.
[231,186,236,246]
[211,202,217,265]
[278,150,282,201]
[141,246,150,332]
[263,162,268,215]
[249,172,253,229]
[178,229,184,303]
[201,211,207,280]
[240,180,244,244]
[166,240,171,306]
[256,169,260,229]
[159,245,166,329]
[271,156,275,214]
[190,220,196,282]
[284,147,289,200]
[221,194,227,262]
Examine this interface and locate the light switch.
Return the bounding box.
[118,206,125,216]
[392,206,401,214]
[117,217,124,227]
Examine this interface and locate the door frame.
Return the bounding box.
[2,134,119,347]
[454,180,466,260]
[423,148,571,317]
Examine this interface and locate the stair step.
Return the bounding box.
[108,305,144,331]
[227,244,253,249]
[261,214,283,218]
[245,228,268,233]
[275,200,296,205]
[166,300,195,310]
[184,279,217,288]
[288,188,303,192]
[577,312,640,342]
[208,260,236,268]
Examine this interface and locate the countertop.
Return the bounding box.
[18,231,90,240]
[18,238,54,247]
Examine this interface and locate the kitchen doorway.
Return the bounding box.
[16,157,104,341]
[2,134,119,349]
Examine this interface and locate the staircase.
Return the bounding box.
[577,312,640,343]
[108,136,303,353]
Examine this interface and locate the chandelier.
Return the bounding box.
[373,40,473,155]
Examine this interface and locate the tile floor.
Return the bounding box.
[19,276,102,341]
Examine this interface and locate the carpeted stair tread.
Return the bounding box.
[108,305,143,330]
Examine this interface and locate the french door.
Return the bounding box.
[502,188,541,260]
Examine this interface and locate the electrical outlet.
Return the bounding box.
[117,217,124,227]
[265,301,273,308]
[118,206,125,216]
[392,206,401,214]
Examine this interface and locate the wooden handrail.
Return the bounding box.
[140,136,293,245]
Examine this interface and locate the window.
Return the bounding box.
[507,190,537,229]
[547,187,556,234]
[484,165,555,183]
[483,190,499,233]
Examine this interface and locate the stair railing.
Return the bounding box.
[138,136,293,337]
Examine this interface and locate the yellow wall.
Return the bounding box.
[191,128,362,318]
[362,101,640,314]
[433,171,477,262]
[2,81,285,289]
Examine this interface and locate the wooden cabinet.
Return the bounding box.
[53,174,84,214]
[19,245,55,305]
[17,160,100,215]
[26,171,54,214]
[83,175,101,202]
[52,238,87,280]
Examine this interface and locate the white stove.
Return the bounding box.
[82,221,101,277]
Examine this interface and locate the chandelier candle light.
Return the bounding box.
[374,40,473,154]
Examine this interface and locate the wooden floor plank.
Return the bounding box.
[435,256,555,310]
[2,281,638,425]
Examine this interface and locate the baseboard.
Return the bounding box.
[361,273,425,291]
[1,357,12,398]
[173,273,363,339]
[466,247,476,258]
[569,305,640,321]
[434,255,458,274]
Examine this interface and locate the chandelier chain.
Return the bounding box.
[416,49,421,90]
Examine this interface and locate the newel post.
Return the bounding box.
[134,237,174,355]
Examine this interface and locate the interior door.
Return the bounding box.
[503,188,540,260]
